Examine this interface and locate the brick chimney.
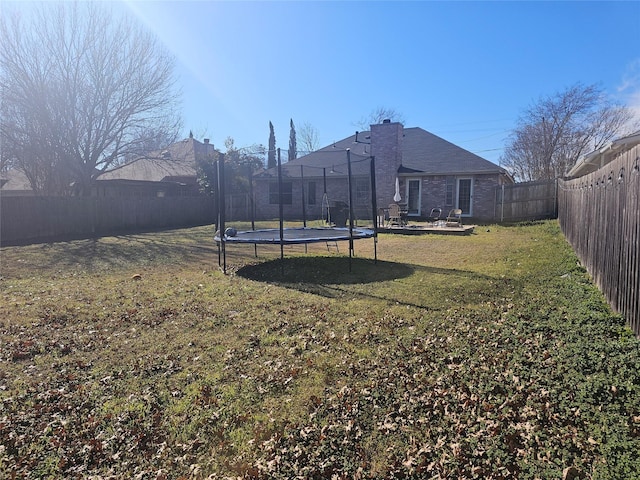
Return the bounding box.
[200,138,214,158]
[370,120,403,206]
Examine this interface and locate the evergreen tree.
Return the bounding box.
[288,118,297,162]
[267,121,276,169]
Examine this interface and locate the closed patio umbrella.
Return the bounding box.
[393,177,401,202]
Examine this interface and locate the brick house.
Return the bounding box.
[95,136,217,197]
[253,120,513,222]
[1,136,217,198]
[0,168,34,196]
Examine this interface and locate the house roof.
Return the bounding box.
[400,128,507,176]
[0,168,33,193]
[567,130,640,178]
[255,132,372,179]
[255,127,508,179]
[98,137,213,182]
[1,137,213,194]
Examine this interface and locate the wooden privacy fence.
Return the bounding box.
[558,145,640,336]
[226,193,253,221]
[0,195,216,246]
[495,179,558,222]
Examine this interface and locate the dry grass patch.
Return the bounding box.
[1,222,639,479]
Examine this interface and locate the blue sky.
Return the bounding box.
[8,1,640,165]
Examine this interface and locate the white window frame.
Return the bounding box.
[405,178,422,216]
[456,177,473,216]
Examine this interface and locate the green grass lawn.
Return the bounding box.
[1,221,639,479]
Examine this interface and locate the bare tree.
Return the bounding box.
[500,83,635,182]
[354,107,406,131]
[0,2,181,195]
[0,148,11,174]
[122,127,183,164]
[298,122,320,154]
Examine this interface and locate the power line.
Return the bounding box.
[474,148,503,153]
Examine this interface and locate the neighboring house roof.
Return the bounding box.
[567,130,640,178]
[1,137,214,194]
[0,168,33,194]
[255,127,509,178]
[98,137,214,183]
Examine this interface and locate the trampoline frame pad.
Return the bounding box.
[215,227,375,245]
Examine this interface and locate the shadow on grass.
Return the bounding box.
[236,256,513,308]
[237,257,413,285]
[24,228,217,272]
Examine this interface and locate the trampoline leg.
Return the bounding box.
[223,242,226,274]
[374,236,378,264]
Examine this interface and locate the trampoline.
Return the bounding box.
[214,226,375,245]
[213,147,379,273]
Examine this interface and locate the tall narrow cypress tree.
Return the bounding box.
[267,121,276,169]
[288,118,297,162]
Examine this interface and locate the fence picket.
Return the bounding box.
[559,145,640,336]
[496,179,557,222]
[0,196,216,246]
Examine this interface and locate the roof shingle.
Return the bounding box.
[256,126,507,178]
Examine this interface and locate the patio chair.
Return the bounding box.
[388,203,403,226]
[377,207,389,229]
[428,208,442,223]
[446,208,463,227]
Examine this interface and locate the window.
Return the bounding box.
[407,179,421,215]
[307,181,316,205]
[269,181,292,205]
[457,178,472,215]
[445,176,455,206]
[355,177,370,205]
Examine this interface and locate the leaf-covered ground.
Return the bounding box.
[1,222,639,479]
